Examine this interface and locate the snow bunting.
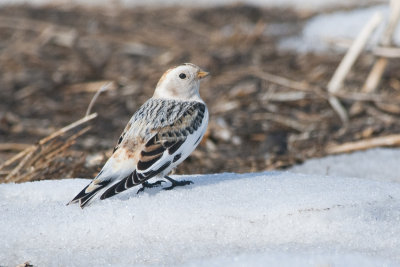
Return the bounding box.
[69,63,209,208]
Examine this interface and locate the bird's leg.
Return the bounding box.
[163,176,193,190]
[137,180,165,194]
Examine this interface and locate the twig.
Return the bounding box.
[362,0,400,93]
[326,39,400,59]
[381,0,400,46]
[375,102,400,114]
[328,12,382,93]
[365,105,397,124]
[0,146,34,171]
[0,114,96,181]
[254,70,400,103]
[252,113,314,132]
[264,91,310,102]
[24,141,58,170]
[4,147,36,182]
[67,125,93,142]
[327,97,349,124]
[254,69,316,92]
[362,58,389,93]
[333,91,399,102]
[64,80,116,94]
[42,127,91,163]
[327,12,382,124]
[1,82,106,182]
[85,82,113,116]
[39,113,97,145]
[253,69,327,101]
[326,134,400,154]
[13,128,90,183]
[373,46,400,58]
[43,141,75,163]
[0,143,32,151]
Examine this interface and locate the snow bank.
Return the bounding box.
[280,4,400,53]
[1,166,400,266]
[291,148,400,183]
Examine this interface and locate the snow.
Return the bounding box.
[2,148,400,266]
[291,148,400,183]
[280,5,400,53]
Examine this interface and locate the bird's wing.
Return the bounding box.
[100,100,207,200]
[69,99,207,208]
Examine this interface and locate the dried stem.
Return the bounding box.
[85,82,113,116]
[0,146,34,171]
[39,113,97,145]
[362,0,400,93]
[4,147,36,182]
[327,12,382,124]
[326,134,400,154]
[0,143,32,151]
[1,115,96,182]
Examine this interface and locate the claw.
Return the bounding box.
[163,176,193,190]
[137,180,166,194]
[137,187,145,194]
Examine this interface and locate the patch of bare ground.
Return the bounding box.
[1,4,399,182]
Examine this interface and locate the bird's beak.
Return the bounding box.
[197,70,210,79]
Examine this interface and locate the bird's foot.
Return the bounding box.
[163,176,193,190]
[137,180,165,194]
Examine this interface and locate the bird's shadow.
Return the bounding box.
[113,171,283,202]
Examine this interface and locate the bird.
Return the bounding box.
[68,63,209,208]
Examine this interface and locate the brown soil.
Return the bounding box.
[1,4,399,181]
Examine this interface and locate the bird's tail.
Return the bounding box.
[100,170,142,200]
[100,161,172,200]
[68,180,111,208]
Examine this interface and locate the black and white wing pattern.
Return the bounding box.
[99,99,208,200]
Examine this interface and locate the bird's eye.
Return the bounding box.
[179,73,186,79]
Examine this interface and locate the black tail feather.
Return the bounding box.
[100,172,137,200]
[101,161,172,200]
[68,180,111,208]
[68,183,91,204]
[79,185,107,208]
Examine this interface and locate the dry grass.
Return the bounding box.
[1,3,400,182]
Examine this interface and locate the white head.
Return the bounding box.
[153,63,209,101]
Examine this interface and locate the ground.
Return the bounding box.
[2,2,400,266]
[1,3,400,182]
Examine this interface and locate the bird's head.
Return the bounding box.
[153,63,209,101]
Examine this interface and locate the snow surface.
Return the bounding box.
[291,148,400,183]
[2,150,400,266]
[280,4,400,53]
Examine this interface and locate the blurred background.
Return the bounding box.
[1,0,399,182]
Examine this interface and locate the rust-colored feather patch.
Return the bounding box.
[156,68,173,87]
